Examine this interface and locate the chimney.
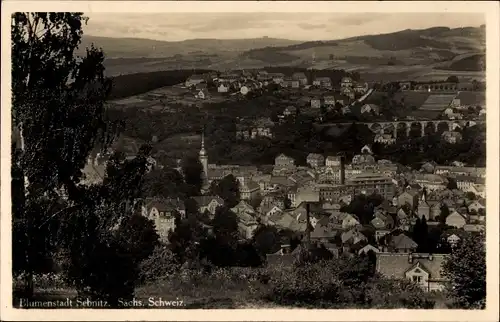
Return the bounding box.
[340,156,346,185]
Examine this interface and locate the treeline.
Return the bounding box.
[107,69,214,100]
[372,124,486,168]
[438,54,485,72]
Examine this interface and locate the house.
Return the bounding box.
[354,83,368,94]
[447,233,461,246]
[358,244,380,255]
[282,106,297,117]
[260,203,284,221]
[237,211,260,239]
[341,228,367,245]
[341,213,360,229]
[445,210,467,228]
[397,190,420,209]
[275,153,295,168]
[441,230,466,247]
[376,253,449,292]
[282,77,299,88]
[371,214,394,240]
[310,223,338,241]
[360,145,373,154]
[256,71,269,80]
[456,175,483,192]
[192,196,224,215]
[313,77,332,89]
[292,186,320,208]
[361,104,380,115]
[231,200,256,217]
[374,133,396,145]
[310,98,322,109]
[441,131,463,144]
[185,74,206,87]
[231,201,259,239]
[238,177,261,200]
[251,118,274,139]
[270,73,285,84]
[341,86,355,99]
[141,198,186,241]
[341,76,354,88]
[292,72,308,86]
[306,153,325,168]
[434,166,486,178]
[421,161,438,174]
[324,96,336,106]
[389,233,418,253]
[217,83,229,93]
[196,88,210,100]
[443,107,454,116]
[468,200,486,213]
[325,155,342,167]
[414,174,447,191]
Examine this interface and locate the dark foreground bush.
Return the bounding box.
[264,259,435,308]
[365,277,435,308]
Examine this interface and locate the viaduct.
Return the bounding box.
[317,119,485,138]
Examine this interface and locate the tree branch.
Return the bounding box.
[37,203,84,229]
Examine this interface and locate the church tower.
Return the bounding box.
[199,131,209,185]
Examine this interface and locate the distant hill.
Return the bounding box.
[77,26,486,79]
[239,26,486,69]
[76,35,302,58]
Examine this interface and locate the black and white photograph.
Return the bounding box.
[1,1,499,320]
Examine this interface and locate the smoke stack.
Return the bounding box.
[340,156,345,185]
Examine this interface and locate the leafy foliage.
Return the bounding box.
[180,155,204,196]
[139,246,180,283]
[442,232,486,308]
[11,13,158,305]
[208,174,240,208]
[266,255,434,308]
[340,194,383,225]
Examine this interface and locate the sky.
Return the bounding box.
[83,12,485,42]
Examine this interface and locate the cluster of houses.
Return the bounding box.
[183,71,371,106]
[185,71,267,99]
[136,135,486,293]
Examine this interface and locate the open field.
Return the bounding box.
[110,84,234,109]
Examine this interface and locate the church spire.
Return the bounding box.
[199,127,209,189]
[199,129,207,157]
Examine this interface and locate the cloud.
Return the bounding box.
[84,12,485,42]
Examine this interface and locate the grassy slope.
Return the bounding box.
[239,26,486,80]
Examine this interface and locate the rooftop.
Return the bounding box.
[376,253,448,280]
